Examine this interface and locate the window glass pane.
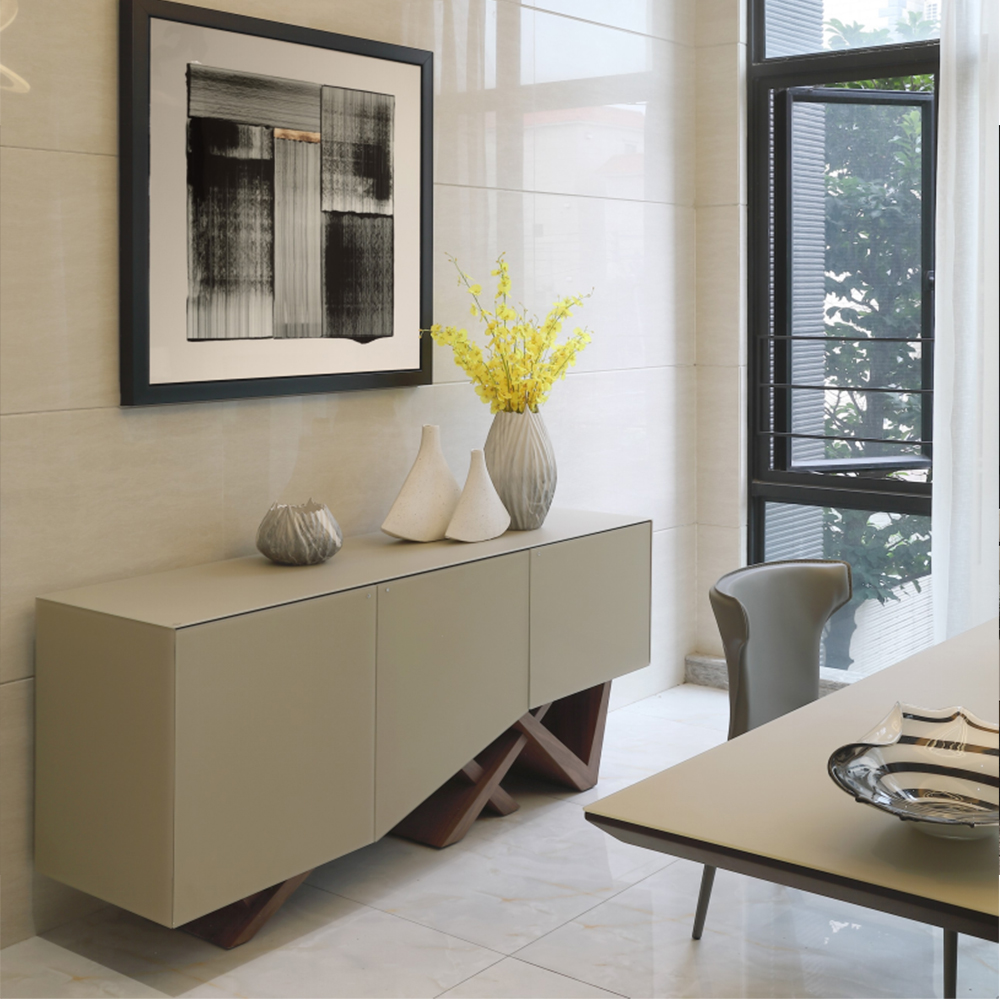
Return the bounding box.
[822,98,925,340]
[764,0,939,59]
[763,502,932,676]
[766,80,932,483]
[788,385,925,441]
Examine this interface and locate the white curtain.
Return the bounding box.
[932,0,1000,640]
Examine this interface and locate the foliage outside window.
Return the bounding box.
[750,6,938,673]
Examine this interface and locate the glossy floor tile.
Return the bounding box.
[516,858,1000,999]
[307,791,673,955]
[626,681,730,731]
[0,935,167,999]
[5,684,994,999]
[438,956,623,998]
[37,886,500,999]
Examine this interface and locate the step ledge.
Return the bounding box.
[685,654,852,698]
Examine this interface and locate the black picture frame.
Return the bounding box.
[120,0,433,405]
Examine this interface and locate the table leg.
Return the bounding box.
[692,865,716,940]
[943,928,957,999]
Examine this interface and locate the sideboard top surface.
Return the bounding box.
[39,509,651,629]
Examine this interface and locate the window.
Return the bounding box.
[748,1,939,676]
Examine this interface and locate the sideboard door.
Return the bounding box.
[172,587,376,925]
[374,552,530,838]
[529,523,651,707]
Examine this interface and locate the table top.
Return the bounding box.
[586,619,999,923]
[37,509,648,629]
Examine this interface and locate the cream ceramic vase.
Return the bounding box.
[381,424,462,542]
[446,449,511,542]
[483,408,557,530]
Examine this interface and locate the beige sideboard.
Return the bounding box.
[35,509,651,933]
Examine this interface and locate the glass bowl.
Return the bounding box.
[828,703,999,840]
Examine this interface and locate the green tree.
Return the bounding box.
[812,15,936,667]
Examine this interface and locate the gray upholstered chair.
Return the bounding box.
[691,559,852,940]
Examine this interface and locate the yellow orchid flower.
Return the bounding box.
[426,254,593,413]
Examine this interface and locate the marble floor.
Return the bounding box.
[2,684,996,999]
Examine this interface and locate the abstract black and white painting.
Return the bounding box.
[120,0,432,405]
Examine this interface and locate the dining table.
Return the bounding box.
[585,618,999,999]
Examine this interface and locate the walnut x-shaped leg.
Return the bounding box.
[179,869,313,949]
[392,681,612,848]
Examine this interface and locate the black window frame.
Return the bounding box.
[747,3,939,563]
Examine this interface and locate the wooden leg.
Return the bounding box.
[392,728,528,848]
[514,681,612,791]
[393,681,613,848]
[943,928,957,999]
[179,869,312,949]
[692,865,716,940]
[463,759,520,816]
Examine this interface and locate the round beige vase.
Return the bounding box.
[483,408,557,530]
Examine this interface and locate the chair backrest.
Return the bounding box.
[710,560,852,740]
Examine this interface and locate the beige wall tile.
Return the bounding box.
[0,147,118,414]
[697,365,747,530]
[644,39,696,208]
[0,0,118,156]
[529,197,695,373]
[696,204,746,367]
[696,523,746,655]
[693,31,747,668]
[434,8,695,204]
[434,185,697,379]
[523,21,695,207]
[695,43,746,208]
[696,0,747,48]
[545,365,697,531]
[610,523,696,710]
[517,0,694,44]
[433,2,534,193]
[1,678,105,947]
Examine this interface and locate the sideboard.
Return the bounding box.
[35,509,651,941]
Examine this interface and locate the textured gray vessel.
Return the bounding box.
[256,500,343,565]
[484,409,557,530]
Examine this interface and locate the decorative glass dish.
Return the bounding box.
[828,703,999,840]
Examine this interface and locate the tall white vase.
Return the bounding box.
[446,449,511,542]
[483,408,557,530]
[382,425,461,542]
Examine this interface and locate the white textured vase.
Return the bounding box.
[382,425,462,542]
[483,408,557,530]
[446,449,511,542]
[256,499,343,565]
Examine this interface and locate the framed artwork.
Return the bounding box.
[119,0,433,405]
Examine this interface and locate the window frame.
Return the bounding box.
[746,4,940,563]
